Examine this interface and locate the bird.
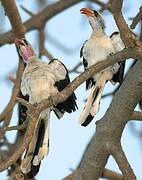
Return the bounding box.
[79,8,125,127]
[15,38,78,178]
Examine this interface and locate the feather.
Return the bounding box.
[24,121,44,178]
[49,59,78,113]
[18,93,29,125]
[21,112,50,178]
[55,77,77,113]
[80,82,105,126]
[53,107,64,119]
[81,43,96,90]
[110,31,125,84]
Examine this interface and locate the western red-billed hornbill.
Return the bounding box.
[15,38,77,178]
[79,8,125,127]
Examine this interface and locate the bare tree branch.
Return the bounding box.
[1,0,25,38]
[102,168,124,180]
[4,120,27,132]
[131,111,142,121]
[20,5,35,16]
[65,59,142,179]
[111,144,136,179]
[130,6,142,29]
[110,0,136,47]
[0,0,83,46]
[0,0,26,124]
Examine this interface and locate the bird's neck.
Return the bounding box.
[26,56,40,65]
[91,28,105,38]
[88,17,105,37]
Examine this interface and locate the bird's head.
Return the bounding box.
[15,38,36,63]
[80,8,105,31]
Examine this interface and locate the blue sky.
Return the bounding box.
[0,0,142,179]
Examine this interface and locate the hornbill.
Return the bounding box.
[15,38,77,178]
[79,8,125,127]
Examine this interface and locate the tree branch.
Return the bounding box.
[0,107,39,172]
[131,111,142,121]
[102,168,124,180]
[110,0,136,47]
[130,6,142,29]
[65,59,142,179]
[0,0,83,46]
[1,0,25,38]
[0,0,26,124]
[4,121,27,132]
[111,144,136,179]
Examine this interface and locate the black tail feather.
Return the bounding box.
[81,114,94,127]
[56,92,78,114]
[18,94,29,125]
[26,163,41,179]
[86,77,96,90]
[81,86,101,127]
[54,77,78,114]
[92,87,100,103]
[26,119,45,178]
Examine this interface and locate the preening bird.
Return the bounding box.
[15,38,77,178]
[79,8,125,127]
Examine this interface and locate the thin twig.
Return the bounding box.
[102,168,124,180]
[4,120,28,132]
[0,0,83,46]
[130,6,142,29]
[20,5,34,16]
[130,111,142,121]
[110,0,136,47]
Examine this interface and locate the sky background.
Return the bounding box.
[0,0,142,179]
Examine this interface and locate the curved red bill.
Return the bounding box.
[80,8,94,17]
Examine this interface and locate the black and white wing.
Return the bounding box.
[48,59,78,116]
[80,42,95,90]
[110,32,125,84]
[18,93,29,125]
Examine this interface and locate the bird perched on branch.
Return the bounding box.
[79,8,125,127]
[15,38,77,178]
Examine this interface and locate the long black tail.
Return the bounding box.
[21,117,49,179]
[80,83,105,127]
[26,119,45,178]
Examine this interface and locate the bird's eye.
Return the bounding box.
[93,10,98,17]
[23,39,29,45]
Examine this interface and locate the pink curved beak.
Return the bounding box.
[14,38,23,46]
